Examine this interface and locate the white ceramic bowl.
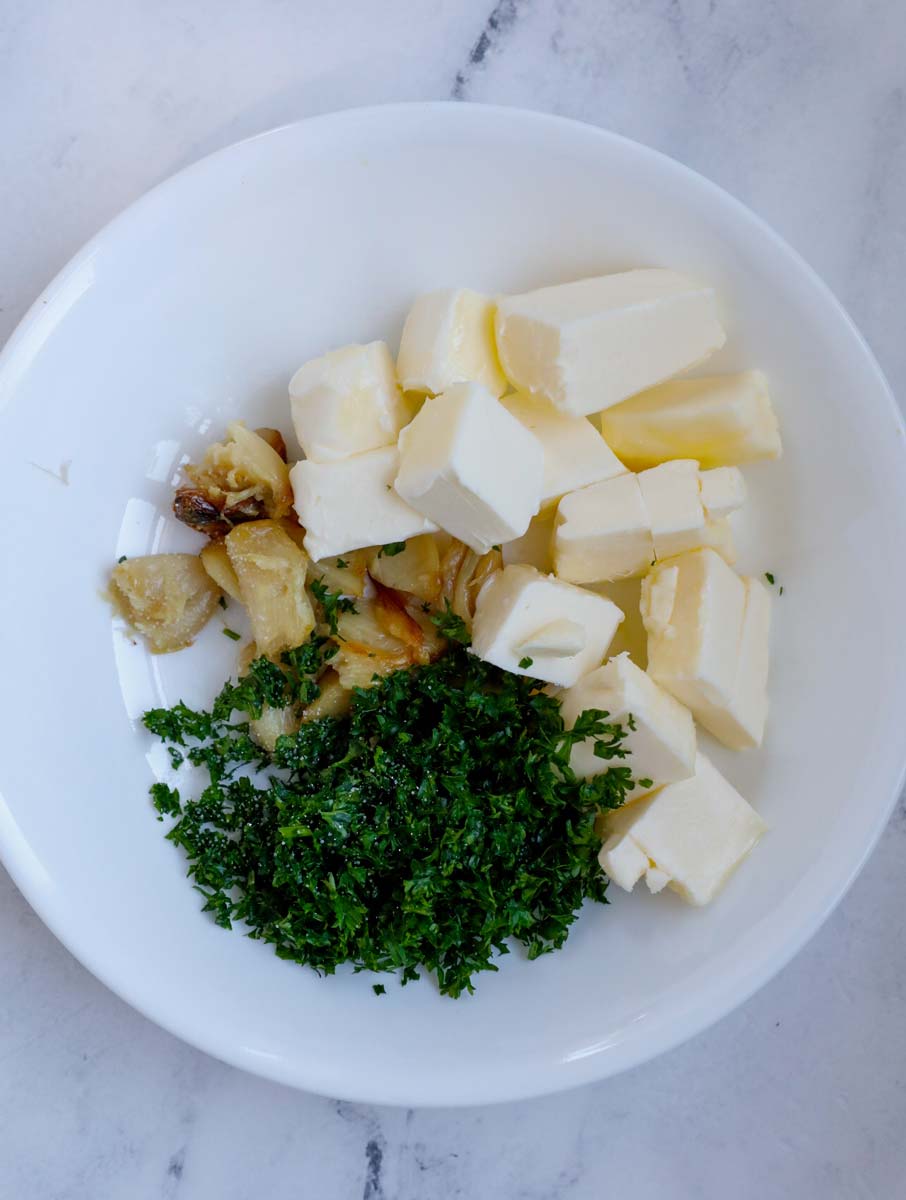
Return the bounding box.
[1,104,904,1106]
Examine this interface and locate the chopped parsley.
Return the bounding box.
[372,983,386,996]
[379,541,407,557]
[765,572,775,585]
[151,782,180,819]
[222,627,241,641]
[117,555,127,564]
[310,579,358,636]
[218,595,228,609]
[430,600,471,645]
[143,644,637,998]
[518,656,534,670]
[335,557,349,570]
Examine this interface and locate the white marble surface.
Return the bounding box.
[2,1,905,1195]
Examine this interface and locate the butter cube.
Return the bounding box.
[560,652,696,796]
[470,563,623,687]
[397,288,507,398]
[502,513,555,573]
[720,577,772,749]
[502,393,627,509]
[290,445,437,562]
[701,517,736,564]
[638,460,706,561]
[495,269,726,416]
[699,467,746,520]
[599,752,767,905]
[600,370,781,469]
[598,832,650,892]
[642,549,770,749]
[394,382,544,554]
[289,342,411,463]
[554,458,742,584]
[553,474,654,584]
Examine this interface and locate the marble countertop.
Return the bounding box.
[2,2,905,1196]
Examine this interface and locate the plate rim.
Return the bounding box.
[1,100,904,1106]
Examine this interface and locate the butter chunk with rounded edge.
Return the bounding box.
[495,269,726,416]
[290,446,437,562]
[470,563,623,687]
[394,382,544,554]
[289,341,411,463]
[560,652,696,796]
[397,288,507,398]
[599,752,766,906]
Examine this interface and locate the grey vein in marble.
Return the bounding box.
[452,0,526,99]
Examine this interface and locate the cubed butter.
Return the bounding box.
[397,288,507,397]
[600,370,781,469]
[555,460,742,584]
[290,445,437,562]
[495,269,726,416]
[470,563,623,687]
[701,517,737,564]
[289,341,412,463]
[638,460,706,561]
[699,466,746,520]
[502,513,555,573]
[394,382,544,554]
[720,577,772,749]
[598,832,650,892]
[641,548,770,749]
[502,393,627,508]
[640,564,679,638]
[599,752,767,905]
[553,474,654,583]
[559,652,696,796]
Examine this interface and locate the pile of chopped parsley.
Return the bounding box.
[144,643,637,998]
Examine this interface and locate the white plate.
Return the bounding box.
[1,103,905,1107]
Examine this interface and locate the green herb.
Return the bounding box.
[222,627,241,641]
[429,600,471,645]
[372,983,386,996]
[518,656,534,670]
[117,555,127,564]
[637,778,654,790]
[218,596,228,610]
[491,545,501,552]
[765,572,775,585]
[779,586,784,596]
[379,541,407,557]
[310,579,358,636]
[335,557,349,569]
[150,782,180,820]
[143,644,637,998]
